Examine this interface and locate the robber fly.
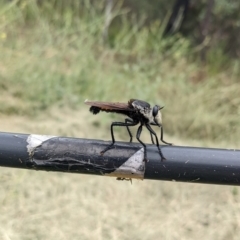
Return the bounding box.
[85,99,172,161]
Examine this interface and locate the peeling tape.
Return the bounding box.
[27,134,56,157]
[105,148,145,180]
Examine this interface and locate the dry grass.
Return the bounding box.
[0,108,240,240]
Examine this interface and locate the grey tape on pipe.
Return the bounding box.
[27,134,56,158]
[105,148,145,180]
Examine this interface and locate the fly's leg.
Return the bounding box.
[150,123,172,145]
[160,127,172,145]
[125,118,134,142]
[150,132,155,145]
[146,124,165,161]
[136,124,148,162]
[101,121,138,155]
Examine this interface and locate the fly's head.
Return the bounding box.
[152,105,163,126]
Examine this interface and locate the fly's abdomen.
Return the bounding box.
[90,106,101,115]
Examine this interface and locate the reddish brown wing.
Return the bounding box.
[85,100,134,111]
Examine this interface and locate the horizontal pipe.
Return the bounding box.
[0,132,239,185]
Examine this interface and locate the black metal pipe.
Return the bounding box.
[0,131,239,185]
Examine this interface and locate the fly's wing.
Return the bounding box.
[85,100,135,115]
[129,99,151,110]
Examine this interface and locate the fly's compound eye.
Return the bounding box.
[152,105,159,117]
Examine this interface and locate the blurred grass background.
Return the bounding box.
[0,0,240,239]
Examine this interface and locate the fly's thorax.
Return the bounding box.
[138,107,152,122]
